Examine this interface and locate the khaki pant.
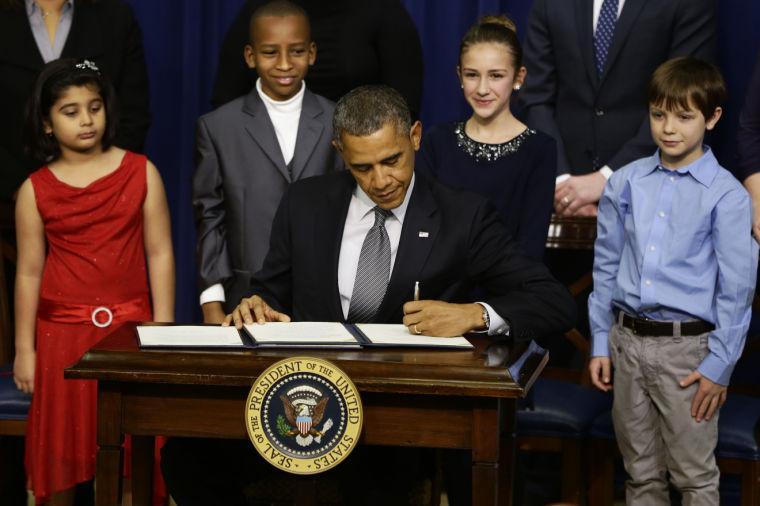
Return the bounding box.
[609,318,719,506]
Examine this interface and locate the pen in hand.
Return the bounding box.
[414,281,420,301]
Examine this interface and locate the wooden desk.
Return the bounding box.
[66,323,547,506]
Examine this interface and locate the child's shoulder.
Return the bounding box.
[200,95,248,124]
[712,163,747,192]
[710,164,751,212]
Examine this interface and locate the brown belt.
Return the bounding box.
[617,311,714,337]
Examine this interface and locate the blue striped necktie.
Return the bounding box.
[594,0,619,77]
[347,206,393,323]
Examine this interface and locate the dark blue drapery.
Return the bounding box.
[124,0,760,322]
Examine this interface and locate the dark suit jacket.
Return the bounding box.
[0,0,150,198]
[519,0,715,175]
[737,53,760,182]
[193,88,343,311]
[249,171,576,341]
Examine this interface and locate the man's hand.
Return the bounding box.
[589,356,613,392]
[742,172,760,243]
[573,204,598,217]
[680,370,727,422]
[402,300,484,337]
[13,349,35,394]
[202,301,227,324]
[555,172,606,216]
[222,295,291,329]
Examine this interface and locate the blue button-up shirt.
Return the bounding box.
[589,148,758,385]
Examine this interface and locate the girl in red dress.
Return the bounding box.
[13,58,175,505]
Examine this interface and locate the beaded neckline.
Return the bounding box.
[455,122,535,162]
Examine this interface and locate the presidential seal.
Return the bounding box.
[245,357,363,475]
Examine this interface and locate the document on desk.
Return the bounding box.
[243,322,361,347]
[356,324,473,349]
[136,325,246,348]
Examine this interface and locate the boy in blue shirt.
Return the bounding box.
[588,57,758,504]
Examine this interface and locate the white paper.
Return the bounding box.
[136,325,244,347]
[356,324,473,348]
[244,322,358,343]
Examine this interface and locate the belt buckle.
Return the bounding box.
[91,306,113,328]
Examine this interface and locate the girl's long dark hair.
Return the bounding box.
[23,58,118,164]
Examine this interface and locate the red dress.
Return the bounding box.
[25,151,152,501]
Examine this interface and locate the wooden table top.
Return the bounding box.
[66,323,547,399]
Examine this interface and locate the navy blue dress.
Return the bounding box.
[417,122,557,259]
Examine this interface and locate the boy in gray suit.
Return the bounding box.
[193,0,342,322]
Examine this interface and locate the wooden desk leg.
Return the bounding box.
[471,400,500,506]
[96,382,124,506]
[498,400,516,506]
[131,435,154,506]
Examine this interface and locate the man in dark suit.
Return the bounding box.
[518,0,715,217]
[161,86,575,506]
[227,85,575,341]
[0,0,150,199]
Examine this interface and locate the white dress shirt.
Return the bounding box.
[337,175,509,335]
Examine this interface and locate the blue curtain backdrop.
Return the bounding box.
[123,0,760,323]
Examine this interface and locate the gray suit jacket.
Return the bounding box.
[193,87,343,311]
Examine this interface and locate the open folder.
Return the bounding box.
[135,322,473,350]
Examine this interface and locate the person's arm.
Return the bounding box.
[517,136,556,259]
[470,207,576,339]
[586,175,626,391]
[738,56,760,240]
[679,187,757,422]
[695,189,757,383]
[743,174,760,242]
[519,0,572,175]
[193,118,234,322]
[374,0,423,120]
[143,161,175,322]
[13,179,45,394]
[210,0,257,108]
[111,3,150,152]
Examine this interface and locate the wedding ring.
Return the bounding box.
[562,196,570,205]
[413,324,422,335]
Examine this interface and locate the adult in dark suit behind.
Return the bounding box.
[0,0,150,200]
[519,0,715,217]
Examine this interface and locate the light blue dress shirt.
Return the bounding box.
[26,0,74,63]
[589,148,758,385]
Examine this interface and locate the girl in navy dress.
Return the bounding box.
[417,15,556,259]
